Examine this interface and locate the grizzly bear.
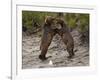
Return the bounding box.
[39,16,74,61]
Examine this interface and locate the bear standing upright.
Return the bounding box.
[39,16,74,61]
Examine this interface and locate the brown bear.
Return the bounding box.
[39,16,74,61]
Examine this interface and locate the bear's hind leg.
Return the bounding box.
[39,32,54,61]
[61,33,75,59]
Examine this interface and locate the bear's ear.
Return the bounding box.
[44,16,55,24]
[44,16,49,23]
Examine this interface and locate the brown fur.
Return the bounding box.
[39,16,74,61]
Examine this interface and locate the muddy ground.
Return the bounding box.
[22,30,89,69]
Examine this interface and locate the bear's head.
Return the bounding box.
[44,16,62,29]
